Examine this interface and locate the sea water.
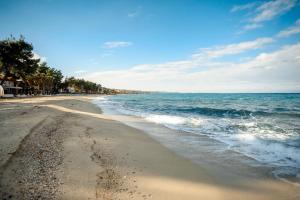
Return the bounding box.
[93,93,300,183]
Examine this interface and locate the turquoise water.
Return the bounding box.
[94,93,300,180]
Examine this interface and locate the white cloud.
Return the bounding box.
[230,2,257,13]
[74,70,86,74]
[277,18,300,37]
[33,52,47,63]
[192,37,274,59]
[79,37,300,92]
[128,6,142,18]
[235,0,299,32]
[242,23,263,31]
[128,12,138,18]
[83,43,300,92]
[102,41,132,49]
[252,0,297,23]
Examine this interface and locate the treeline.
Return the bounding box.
[62,76,102,94]
[0,36,124,95]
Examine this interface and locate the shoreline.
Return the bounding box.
[93,95,300,187]
[1,96,299,199]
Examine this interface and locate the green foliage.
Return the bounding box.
[63,76,101,93]
[28,62,64,94]
[0,36,65,94]
[0,36,39,84]
[0,35,132,95]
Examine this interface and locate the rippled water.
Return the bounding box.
[94,93,300,181]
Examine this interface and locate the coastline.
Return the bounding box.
[0,96,299,199]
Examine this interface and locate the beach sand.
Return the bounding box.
[0,96,299,200]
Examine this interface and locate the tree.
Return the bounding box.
[0,36,40,85]
[29,62,63,94]
[62,77,102,94]
[51,68,63,93]
[0,35,109,95]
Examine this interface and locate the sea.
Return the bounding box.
[93,93,300,184]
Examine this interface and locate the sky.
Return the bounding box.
[0,0,300,92]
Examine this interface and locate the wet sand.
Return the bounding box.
[0,96,299,199]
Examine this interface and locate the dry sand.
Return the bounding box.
[0,96,299,200]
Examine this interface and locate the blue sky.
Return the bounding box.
[0,0,300,92]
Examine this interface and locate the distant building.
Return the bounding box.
[0,77,23,96]
[67,86,76,93]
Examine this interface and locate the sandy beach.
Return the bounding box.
[0,96,299,200]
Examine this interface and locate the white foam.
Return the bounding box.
[235,133,256,141]
[145,114,186,125]
[95,96,107,100]
[144,114,208,127]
